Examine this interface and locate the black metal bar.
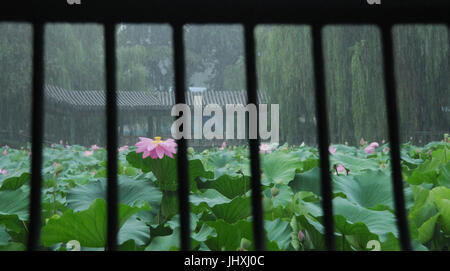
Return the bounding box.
[27,22,45,251]
[172,23,191,251]
[244,23,265,251]
[311,25,335,251]
[104,22,119,251]
[380,24,411,251]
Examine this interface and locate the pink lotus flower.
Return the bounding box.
[382,139,386,144]
[59,140,63,145]
[328,146,336,154]
[83,150,94,157]
[427,149,432,157]
[259,143,272,154]
[1,169,7,176]
[53,162,58,167]
[66,145,71,149]
[369,142,379,148]
[336,164,346,174]
[364,146,375,154]
[51,144,55,148]
[219,141,227,150]
[2,149,7,156]
[118,145,129,152]
[360,138,366,146]
[91,145,100,151]
[135,137,177,159]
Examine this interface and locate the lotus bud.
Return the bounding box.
[66,240,81,251]
[54,163,63,173]
[240,238,251,250]
[225,163,231,169]
[187,147,194,155]
[298,230,305,242]
[46,214,60,224]
[271,187,280,197]
[360,138,366,146]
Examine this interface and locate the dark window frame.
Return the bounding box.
[1,0,449,251]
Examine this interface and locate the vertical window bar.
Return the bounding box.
[380,24,411,251]
[311,25,335,251]
[27,22,45,251]
[172,23,191,251]
[244,23,265,251]
[104,22,119,251]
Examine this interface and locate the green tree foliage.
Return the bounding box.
[257,25,449,145]
[0,23,448,147]
[256,25,316,145]
[393,25,450,143]
[0,24,32,143]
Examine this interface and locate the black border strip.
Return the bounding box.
[2,0,450,23]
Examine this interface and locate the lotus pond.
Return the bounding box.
[0,138,449,251]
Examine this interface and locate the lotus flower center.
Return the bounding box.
[154,137,164,144]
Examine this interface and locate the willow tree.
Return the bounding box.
[256,25,316,145]
[393,25,449,143]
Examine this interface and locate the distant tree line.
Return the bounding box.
[256,25,449,145]
[0,23,448,147]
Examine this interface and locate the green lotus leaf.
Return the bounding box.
[41,198,149,247]
[333,170,394,210]
[127,152,212,191]
[290,167,320,195]
[330,152,380,172]
[261,151,302,186]
[0,225,9,245]
[67,176,162,211]
[333,197,398,242]
[0,172,29,190]
[264,219,292,250]
[203,174,251,199]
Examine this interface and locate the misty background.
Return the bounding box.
[0,23,448,147]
